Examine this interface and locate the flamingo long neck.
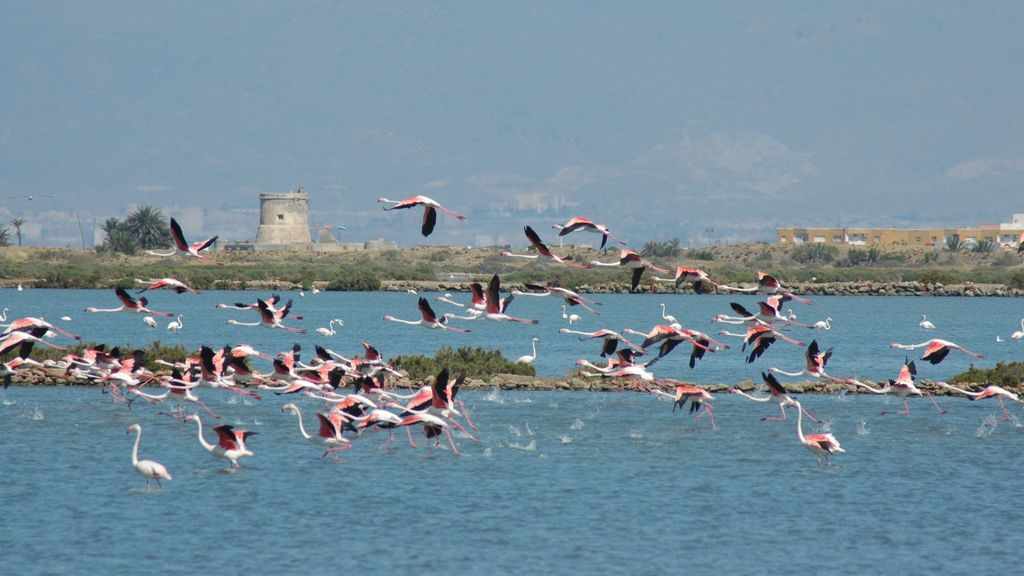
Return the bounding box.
[795,403,806,443]
[732,390,771,402]
[191,416,215,451]
[824,319,831,329]
[146,249,176,257]
[385,317,421,326]
[938,382,977,397]
[531,340,537,358]
[0,310,7,322]
[228,319,261,327]
[89,306,125,313]
[289,408,312,440]
[131,427,142,466]
[771,367,805,377]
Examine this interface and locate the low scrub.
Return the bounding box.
[390,345,535,381]
[948,362,1024,388]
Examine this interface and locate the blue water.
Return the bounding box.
[2,289,1024,574]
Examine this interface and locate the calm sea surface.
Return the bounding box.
[2,289,1023,574]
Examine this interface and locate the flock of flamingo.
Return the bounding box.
[2,202,1022,487]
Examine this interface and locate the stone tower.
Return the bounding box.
[255,186,312,245]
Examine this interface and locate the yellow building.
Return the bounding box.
[776,214,1024,248]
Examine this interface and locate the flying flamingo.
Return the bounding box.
[501,225,590,268]
[129,369,222,420]
[725,272,813,304]
[648,384,717,431]
[651,266,750,294]
[0,330,67,357]
[919,314,936,330]
[377,195,466,237]
[85,288,173,317]
[226,299,307,333]
[185,414,256,470]
[889,338,984,365]
[589,249,669,293]
[717,324,805,364]
[126,424,172,489]
[730,371,821,423]
[620,325,722,368]
[936,382,1022,423]
[559,327,644,357]
[280,403,350,458]
[167,314,184,332]
[786,399,844,467]
[515,337,540,364]
[768,339,848,384]
[316,319,344,337]
[383,297,471,332]
[848,358,946,415]
[513,284,601,315]
[134,277,201,294]
[551,216,627,250]
[145,217,218,259]
[483,274,539,324]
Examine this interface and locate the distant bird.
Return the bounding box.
[1011,319,1024,340]
[145,217,218,259]
[551,216,627,250]
[377,195,466,237]
[811,317,832,331]
[660,303,679,327]
[919,314,936,330]
[513,284,601,314]
[316,319,344,337]
[561,305,581,324]
[167,314,184,332]
[126,423,172,489]
[5,194,53,201]
[516,337,540,365]
[134,277,201,295]
[143,316,157,329]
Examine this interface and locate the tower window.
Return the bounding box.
[277,214,284,222]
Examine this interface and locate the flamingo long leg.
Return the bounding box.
[924,392,946,415]
[406,426,419,449]
[881,398,911,415]
[998,397,1011,422]
[761,404,788,422]
[456,399,478,430]
[444,427,463,456]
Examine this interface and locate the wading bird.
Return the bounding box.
[786,399,844,467]
[516,337,540,364]
[126,424,172,489]
[730,372,821,423]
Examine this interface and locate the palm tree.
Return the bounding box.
[10,218,26,247]
[0,225,11,247]
[123,206,171,249]
[101,217,137,255]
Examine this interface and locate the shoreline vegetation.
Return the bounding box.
[1,243,1023,295]
[6,342,1021,394]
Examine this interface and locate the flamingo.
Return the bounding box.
[717,325,805,363]
[559,327,645,357]
[513,284,601,314]
[889,338,984,365]
[561,305,581,324]
[226,299,307,333]
[395,412,463,455]
[316,319,344,337]
[936,382,1022,422]
[167,314,184,332]
[0,330,66,357]
[0,308,9,322]
[516,337,540,364]
[145,217,218,259]
[126,424,172,489]
[384,297,471,332]
[1,316,80,341]
[134,277,201,295]
[730,372,822,423]
[143,316,157,328]
[651,266,749,294]
[786,399,844,467]
[377,195,466,237]
[129,369,222,420]
[1011,319,1024,340]
[660,303,680,327]
[280,403,350,457]
[589,249,668,292]
[501,225,589,268]
[649,384,717,431]
[812,317,832,331]
[768,340,848,384]
[551,216,626,250]
[482,275,539,324]
[919,314,936,330]
[185,414,256,470]
[848,358,946,415]
[85,288,173,317]
[621,325,722,368]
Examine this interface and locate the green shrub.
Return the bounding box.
[915,269,958,285]
[949,362,1024,387]
[390,346,535,380]
[790,243,838,264]
[1008,271,1024,291]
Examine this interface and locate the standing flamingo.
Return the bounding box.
[561,305,581,324]
[377,195,466,237]
[551,216,627,250]
[383,297,471,332]
[730,372,822,423]
[316,319,344,337]
[889,338,984,365]
[145,217,218,259]
[126,423,172,489]
[516,337,540,364]
[167,314,184,332]
[812,317,832,331]
[786,399,844,467]
[1010,319,1024,340]
[660,303,680,327]
[919,314,936,330]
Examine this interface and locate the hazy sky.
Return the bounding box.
[2,1,1022,248]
